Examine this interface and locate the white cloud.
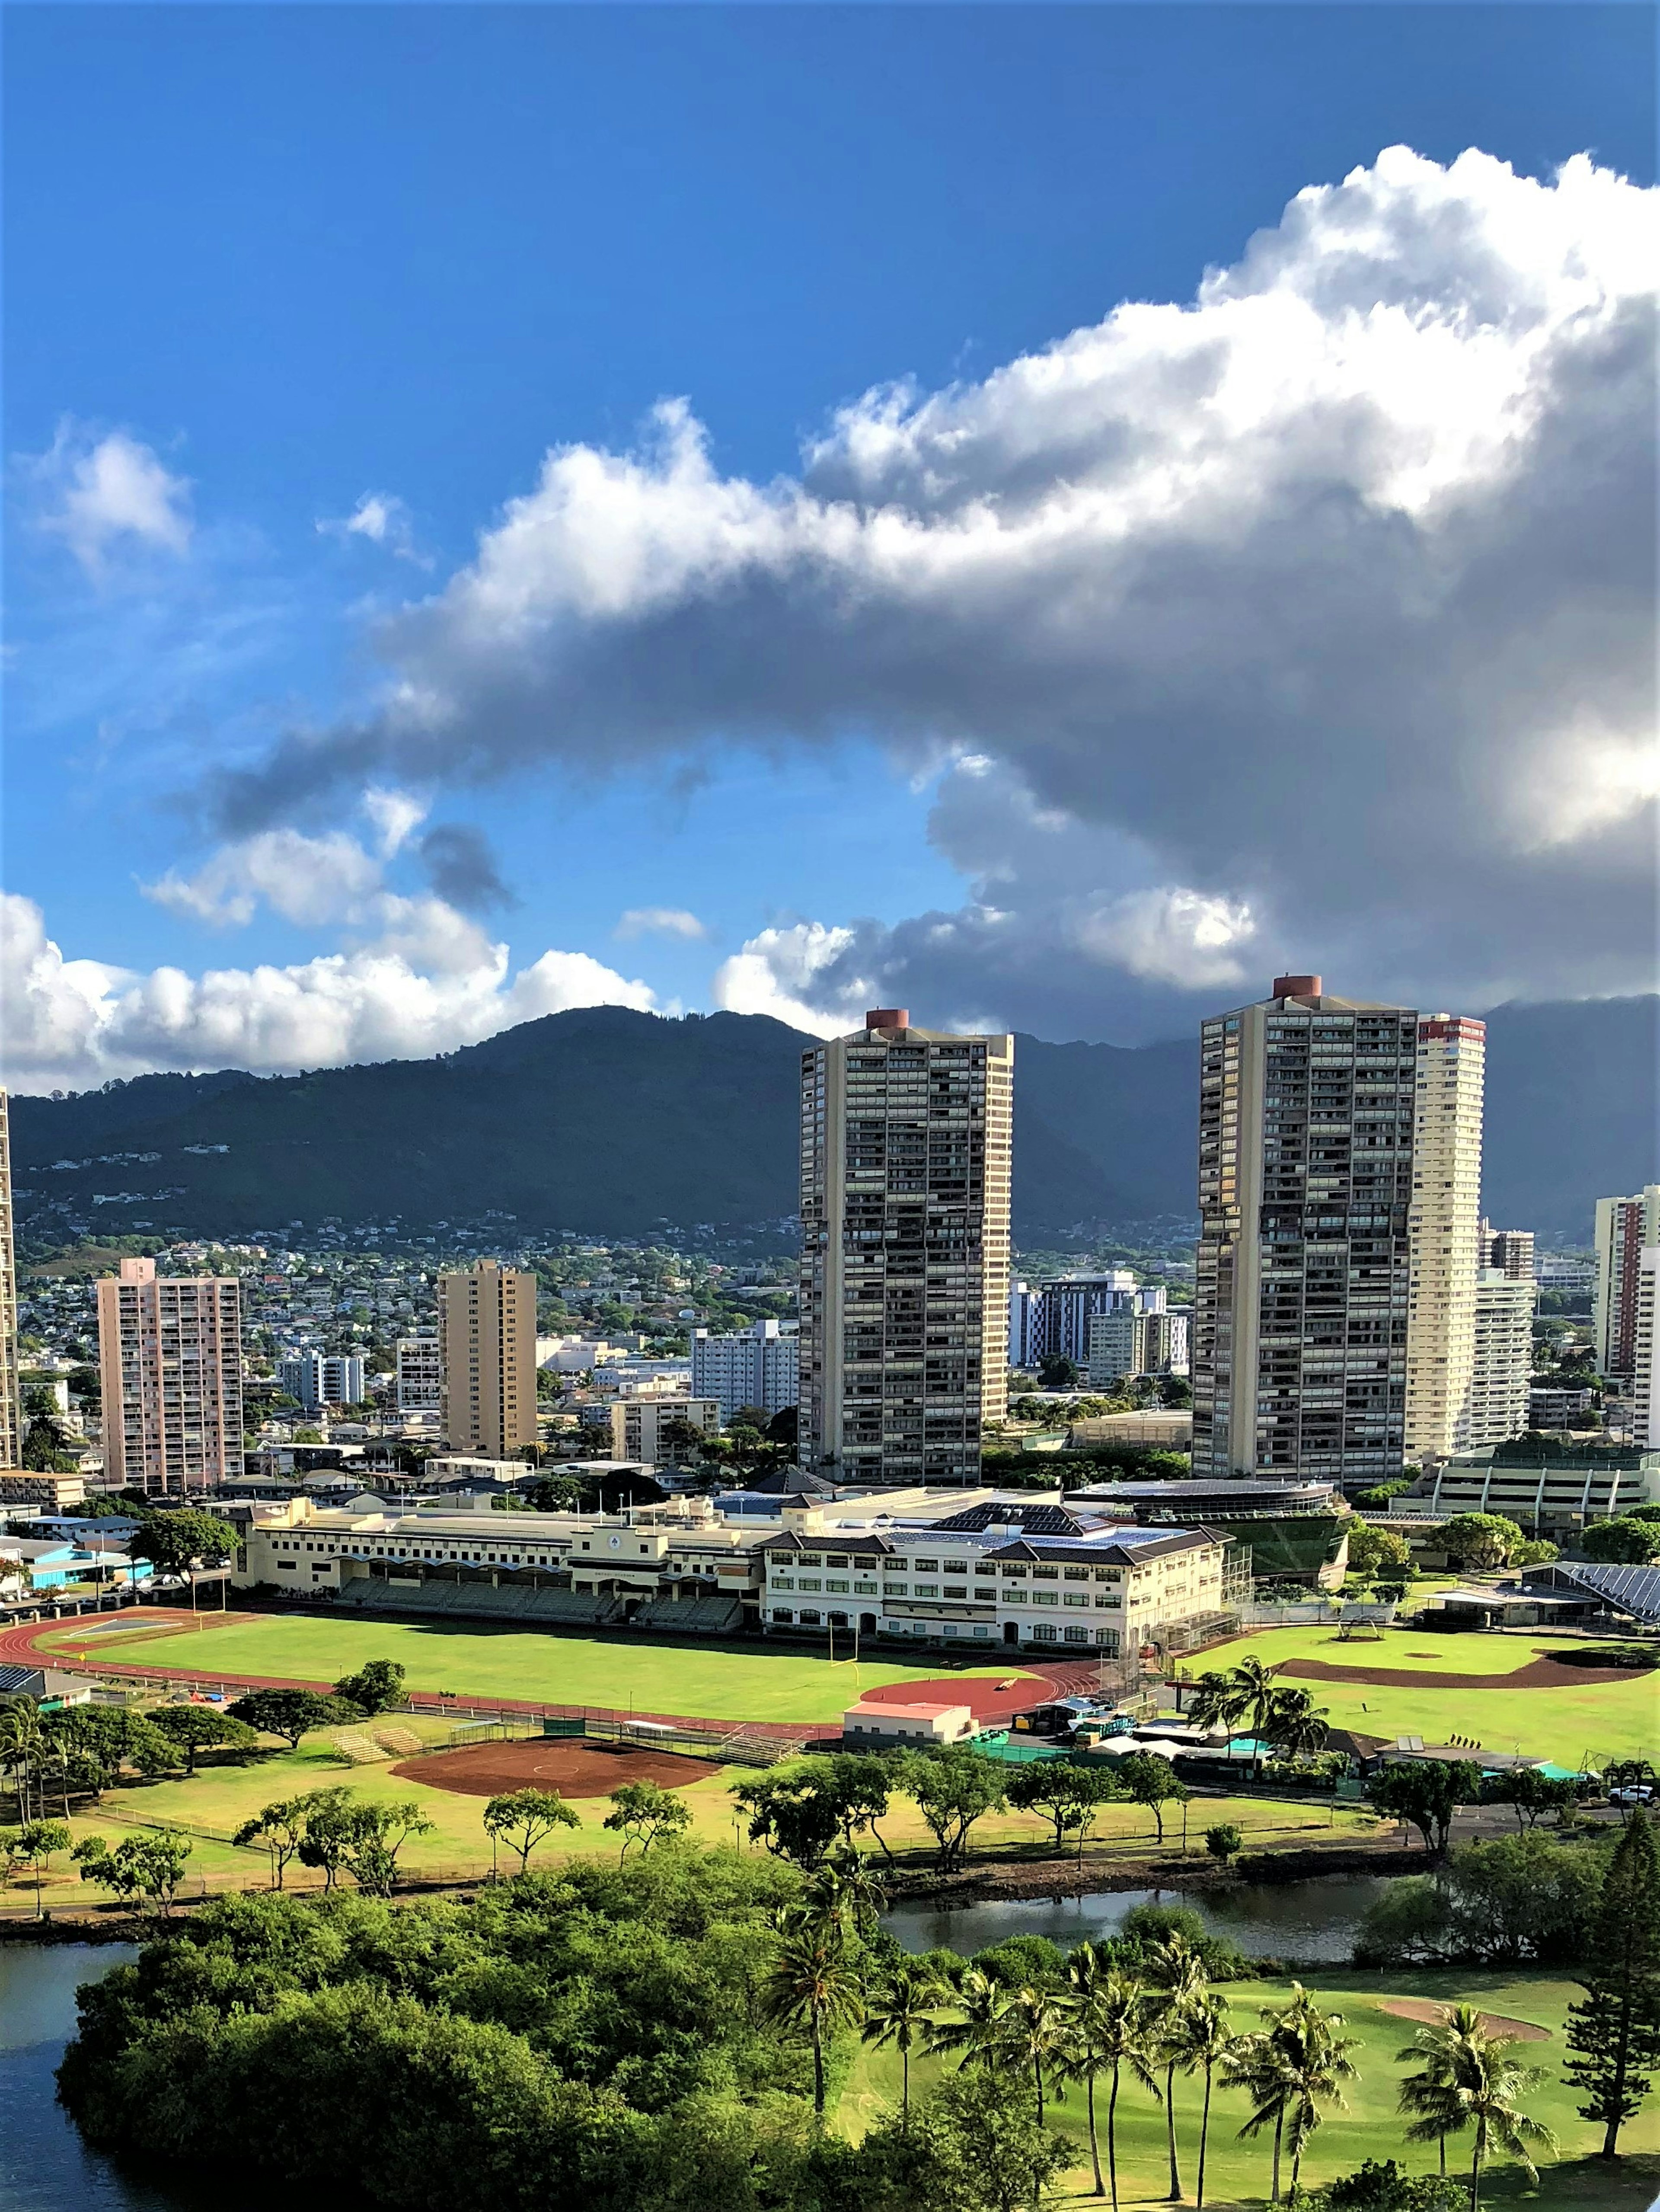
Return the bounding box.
[712,924,871,1036]
[615,906,709,941]
[318,492,427,564]
[144,827,386,928]
[361,787,429,857]
[0,892,657,1092]
[212,145,1657,1032]
[33,427,193,577]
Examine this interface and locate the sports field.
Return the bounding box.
[35,1611,1012,1724]
[842,1968,1660,2208]
[1191,1625,1659,1770]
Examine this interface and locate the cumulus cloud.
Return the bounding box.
[144,827,386,929]
[1,891,656,1092]
[208,147,1656,1030]
[615,907,710,941]
[318,491,427,564]
[712,923,872,1036]
[32,426,193,576]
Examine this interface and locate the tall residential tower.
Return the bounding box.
[96,1256,245,1494]
[437,1259,538,1460]
[1193,977,1417,1484]
[1593,1188,1660,1378]
[0,1093,20,1467]
[800,1010,1013,1485]
[1403,1015,1486,1459]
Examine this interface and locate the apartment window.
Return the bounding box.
[1031,1591,1058,1606]
[1031,1624,1058,1642]
[797,1577,822,1592]
[911,1558,938,1573]
[771,1608,793,1624]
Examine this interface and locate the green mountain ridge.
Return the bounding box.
[9,997,1654,1246]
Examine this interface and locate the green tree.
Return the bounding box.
[333,1659,407,1713]
[1056,1960,1158,2212]
[1434,1514,1524,1573]
[905,2069,1070,2212]
[1264,1687,1331,1765]
[1563,1810,1660,2156]
[1185,1656,1283,1778]
[3,1818,71,1918]
[602,1779,692,1860]
[72,1828,193,1914]
[861,1957,948,2122]
[127,1508,239,1574]
[338,1799,434,1894]
[925,1965,1013,2072]
[20,1386,77,1473]
[1007,1761,1121,1854]
[899,1748,1009,1873]
[481,1787,581,1874]
[1145,1931,1205,2198]
[1580,1518,1660,1565]
[1395,2004,1555,2209]
[1161,1990,1234,2212]
[233,1793,316,1888]
[1347,1519,1414,1580]
[145,1704,260,1775]
[1205,1823,1243,1864]
[1117,1752,1188,1846]
[1226,1984,1358,2205]
[759,1917,866,2119]
[228,1688,346,1748]
[291,1785,358,1889]
[994,1983,1071,2125]
[1366,1760,1481,1859]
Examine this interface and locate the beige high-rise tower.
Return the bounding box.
[0,1092,20,1467]
[438,1259,538,1459]
[800,1010,1013,1486]
[1404,1015,1487,1459]
[97,1256,244,1494]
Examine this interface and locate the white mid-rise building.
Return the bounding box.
[1085,1308,1189,1386]
[1466,1269,1535,1448]
[278,1353,366,1413]
[97,1256,244,1495]
[1404,1014,1487,1460]
[1594,1188,1660,1378]
[397,1336,441,1413]
[690,1318,799,1422]
[800,1010,1013,1487]
[1633,1248,1659,1451]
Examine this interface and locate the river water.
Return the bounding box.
[885,1871,1401,1963]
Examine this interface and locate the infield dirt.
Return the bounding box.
[391,1738,716,1798]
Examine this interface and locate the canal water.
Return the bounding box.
[885,1871,1401,1964]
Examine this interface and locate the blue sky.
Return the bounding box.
[3,5,1654,1086]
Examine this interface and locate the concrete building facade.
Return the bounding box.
[0,1093,19,1468]
[278,1353,366,1413]
[396,1336,441,1413]
[1466,1269,1536,1447]
[690,1318,799,1422]
[1594,1188,1660,1377]
[1633,1247,1659,1450]
[1085,1307,1189,1387]
[1193,977,1417,1484]
[608,1395,721,1464]
[438,1260,537,1461]
[799,1010,1013,1486]
[96,1256,244,1494]
[1481,1224,1536,1282]
[1404,1015,1486,1460]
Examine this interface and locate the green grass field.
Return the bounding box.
[1191,1626,1660,1771]
[843,1969,1660,2209]
[40,1611,994,1723]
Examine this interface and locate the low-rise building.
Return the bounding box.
[1403,1445,1660,1535]
[843,1697,976,1747]
[1065,1476,1348,1589]
[608,1397,721,1465]
[760,1512,1228,1658]
[1085,1310,1190,1386]
[1064,1410,1193,1450]
[0,1469,86,1510]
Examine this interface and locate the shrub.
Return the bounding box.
[1206,1822,1244,1863]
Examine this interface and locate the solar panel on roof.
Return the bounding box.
[1552,1562,1660,1623]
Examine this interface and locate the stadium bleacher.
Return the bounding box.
[329,1579,623,1628]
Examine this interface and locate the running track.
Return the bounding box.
[0,1609,1091,1741]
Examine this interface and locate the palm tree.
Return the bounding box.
[1225,1985,1356,2204]
[1273,1990,1360,2197]
[1230,1657,1284,1780]
[925,1964,1012,2071]
[1183,1672,1242,1737]
[1160,1992,1234,2212]
[759,1919,866,2119]
[997,1982,1071,2124]
[1057,1966,1160,2212]
[0,1703,44,1824]
[806,1844,888,1936]
[1264,1688,1330,1766]
[1396,2004,1558,2212]
[861,1957,946,2122]
[1146,1931,1206,2199]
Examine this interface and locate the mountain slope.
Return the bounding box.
[9,997,1654,1247]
